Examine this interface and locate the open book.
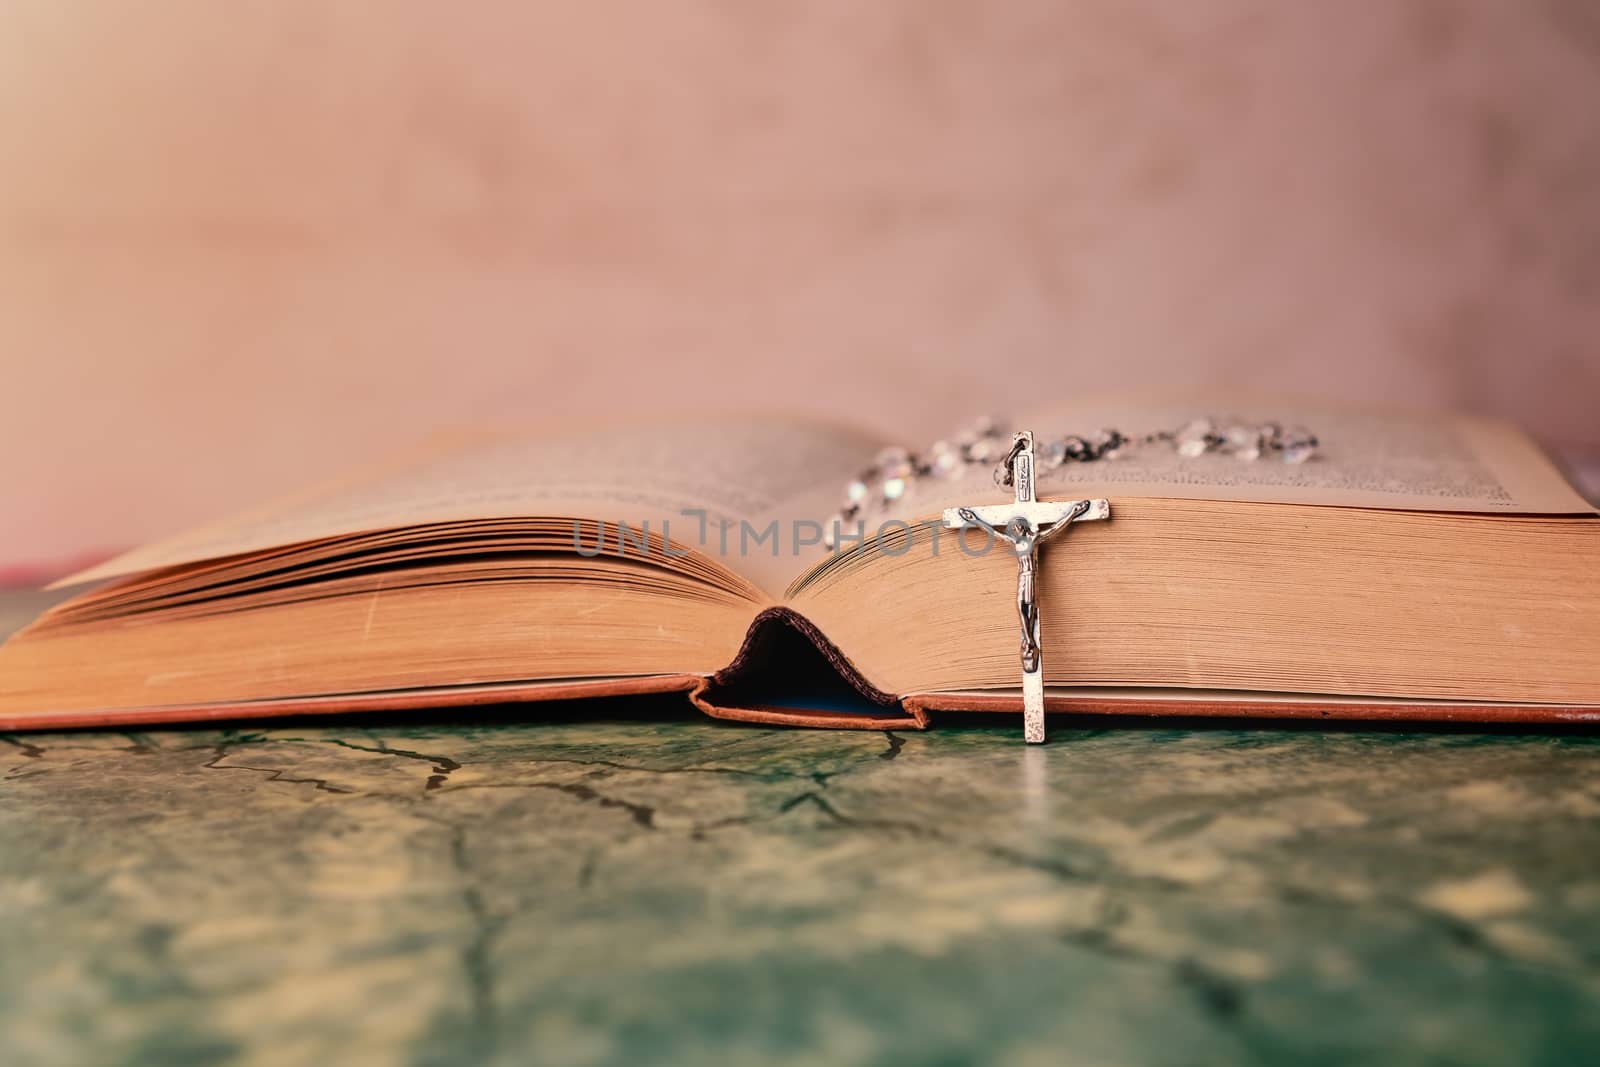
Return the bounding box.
[2,398,1597,732]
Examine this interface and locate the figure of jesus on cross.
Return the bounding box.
[942,431,1110,743]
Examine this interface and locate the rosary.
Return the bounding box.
[829,416,1319,743]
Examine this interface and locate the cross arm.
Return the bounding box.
[941,498,1110,531]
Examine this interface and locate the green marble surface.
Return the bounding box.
[2,603,1599,1066]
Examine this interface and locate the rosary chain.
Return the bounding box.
[823,416,1318,548]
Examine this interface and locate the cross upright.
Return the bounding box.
[942,430,1110,743]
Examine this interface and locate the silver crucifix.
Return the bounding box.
[942,431,1110,743]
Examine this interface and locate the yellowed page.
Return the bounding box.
[61,397,1590,596]
[61,416,883,587]
[1006,397,1593,514]
[856,398,1589,535]
[772,397,1593,596]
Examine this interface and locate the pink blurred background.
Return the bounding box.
[2,0,1597,571]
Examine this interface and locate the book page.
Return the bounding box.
[765,397,1595,592]
[61,415,887,587]
[847,398,1593,535]
[1005,397,1594,514]
[60,397,1591,593]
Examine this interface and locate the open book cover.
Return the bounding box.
[2,398,1597,732]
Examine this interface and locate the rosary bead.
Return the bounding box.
[830,414,1318,533]
[1280,429,1318,464]
[929,442,962,478]
[1224,424,1264,461]
[967,438,999,462]
[1093,429,1126,459]
[1175,417,1214,458]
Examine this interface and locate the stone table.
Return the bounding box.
[1,593,1598,1067]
